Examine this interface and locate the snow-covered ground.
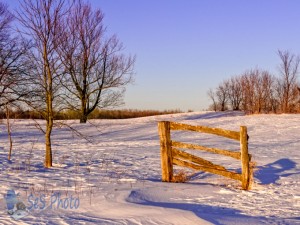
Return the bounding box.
[0,111,299,224]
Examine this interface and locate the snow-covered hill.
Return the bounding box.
[0,111,299,224]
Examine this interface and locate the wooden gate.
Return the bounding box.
[158,121,252,190]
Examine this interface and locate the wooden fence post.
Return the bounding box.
[158,121,173,182]
[240,126,250,190]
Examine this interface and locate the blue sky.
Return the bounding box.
[8,0,300,111]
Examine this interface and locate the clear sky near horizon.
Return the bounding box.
[7,0,300,111]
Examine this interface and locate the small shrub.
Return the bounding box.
[171,170,190,183]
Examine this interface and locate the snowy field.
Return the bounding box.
[0,111,299,224]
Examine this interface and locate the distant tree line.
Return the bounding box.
[0,108,183,120]
[208,50,300,114]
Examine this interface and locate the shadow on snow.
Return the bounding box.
[255,158,299,185]
[126,189,296,225]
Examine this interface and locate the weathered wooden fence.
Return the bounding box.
[158,121,252,190]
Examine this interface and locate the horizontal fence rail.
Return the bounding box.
[158,121,252,190]
[170,122,240,141]
[172,141,241,160]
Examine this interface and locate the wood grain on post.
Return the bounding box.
[158,121,173,182]
[240,126,250,190]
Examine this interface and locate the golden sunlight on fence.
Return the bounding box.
[158,121,252,190]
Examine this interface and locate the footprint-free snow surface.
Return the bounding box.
[0,111,299,224]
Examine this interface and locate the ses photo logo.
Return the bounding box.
[4,189,80,220]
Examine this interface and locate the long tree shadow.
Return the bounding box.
[255,158,299,185]
[126,190,296,225]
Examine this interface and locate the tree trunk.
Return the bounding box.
[44,92,53,167]
[45,90,53,167]
[44,119,53,168]
[6,104,13,160]
[80,114,88,123]
[80,97,88,123]
[44,48,53,167]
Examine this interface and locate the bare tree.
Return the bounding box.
[240,69,275,113]
[17,0,69,168]
[207,88,217,111]
[216,81,229,111]
[0,2,29,107]
[0,2,15,161]
[57,0,135,123]
[240,71,256,113]
[228,76,242,110]
[260,71,276,113]
[277,50,300,113]
[0,2,30,160]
